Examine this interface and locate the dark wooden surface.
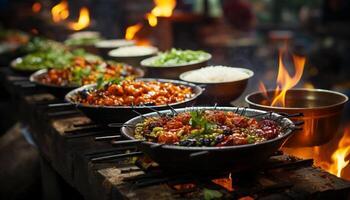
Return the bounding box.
[1,67,350,200]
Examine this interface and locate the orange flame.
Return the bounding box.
[32,2,42,13]
[329,130,350,177]
[212,173,234,192]
[146,0,176,27]
[69,7,90,31]
[283,124,350,180]
[125,23,143,40]
[51,0,69,23]
[259,49,306,107]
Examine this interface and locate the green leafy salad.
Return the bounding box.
[149,48,210,67]
[13,48,101,71]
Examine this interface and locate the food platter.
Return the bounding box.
[121,107,296,172]
[65,78,204,123]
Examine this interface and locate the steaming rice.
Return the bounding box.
[108,46,158,57]
[181,66,251,83]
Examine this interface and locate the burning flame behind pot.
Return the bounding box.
[283,124,350,180]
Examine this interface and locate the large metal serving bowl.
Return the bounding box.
[140,53,212,80]
[179,68,254,105]
[65,78,203,123]
[30,68,144,98]
[245,88,349,147]
[121,107,295,172]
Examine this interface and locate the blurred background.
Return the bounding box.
[1,0,350,102]
[0,0,350,199]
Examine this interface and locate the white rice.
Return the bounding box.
[181,66,252,83]
[108,46,158,57]
[95,39,135,48]
[68,31,100,39]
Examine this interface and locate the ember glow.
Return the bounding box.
[283,124,350,180]
[125,23,143,40]
[147,0,176,27]
[259,49,306,107]
[51,0,69,23]
[32,2,42,13]
[212,173,234,192]
[69,7,91,31]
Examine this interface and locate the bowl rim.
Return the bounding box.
[94,39,135,48]
[140,52,212,68]
[65,78,203,109]
[245,88,349,110]
[120,106,295,151]
[179,67,254,84]
[108,46,158,58]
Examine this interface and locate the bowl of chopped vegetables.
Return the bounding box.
[29,58,143,98]
[140,48,212,79]
[120,107,297,171]
[65,31,102,54]
[11,48,101,75]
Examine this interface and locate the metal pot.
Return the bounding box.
[245,88,349,147]
[121,107,296,172]
[65,78,204,123]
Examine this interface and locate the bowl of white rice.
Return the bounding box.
[108,46,158,67]
[179,66,254,105]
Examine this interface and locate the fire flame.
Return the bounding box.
[259,49,306,107]
[124,0,176,42]
[69,7,91,31]
[329,131,350,177]
[147,0,176,27]
[212,173,234,192]
[32,2,42,13]
[283,124,350,180]
[125,23,143,40]
[51,0,69,23]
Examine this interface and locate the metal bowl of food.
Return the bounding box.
[140,49,212,79]
[120,107,296,172]
[108,46,158,67]
[180,66,254,105]
[65,78,203,123]
[245,88,348,147]
[30,61,143,98]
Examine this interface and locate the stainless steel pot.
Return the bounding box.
[245,88,349,147]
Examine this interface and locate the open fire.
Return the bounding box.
[69,7,90,31]
[259,48,306,107]
[258,48,350,180]
[283,124,350,180]
[124,0,176,44]
[51,0,69,23]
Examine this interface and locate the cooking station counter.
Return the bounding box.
[1,67,350,200]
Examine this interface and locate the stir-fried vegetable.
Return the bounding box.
[150,48,210,66]
[134,110,282,147]
[13,48,100,71]
[0,29,29,45]
[19,37,65,53]
[37,58,139,87]
[65,36,101,46]
[73,79,194,106]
